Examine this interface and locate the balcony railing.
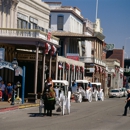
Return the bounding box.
[0,28,59,45]
[79,56,106,66]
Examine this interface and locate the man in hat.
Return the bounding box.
[122,89,130,116]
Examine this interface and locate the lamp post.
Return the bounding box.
[11,58,18,105]
[16,81,21,99]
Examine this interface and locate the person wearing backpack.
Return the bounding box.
[42,77,54,116]
[46,84,56,117]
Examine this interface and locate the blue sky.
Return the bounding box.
[44,0,130,57]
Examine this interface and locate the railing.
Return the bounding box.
[0,28,59,45]
[79,56,106,66]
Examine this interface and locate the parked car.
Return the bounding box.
[109,89,123,98]
[120,88,127,97]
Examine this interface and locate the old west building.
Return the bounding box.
[0,0,59,102]
[45,2,85,85]
[81,18,108,96]
[45,2,109,96]
[106,49,124,89]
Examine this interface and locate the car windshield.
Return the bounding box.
[110,90,119,92]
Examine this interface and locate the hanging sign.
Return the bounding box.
[0,48,5,61]
[0,61,13,70]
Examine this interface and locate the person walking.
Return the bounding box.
[122,89,130,116]
[6,83,13,103]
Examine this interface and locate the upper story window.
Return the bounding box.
[17,13,28,29]
[49,15,51,29]
[17,19,28,29]
[30,17,38,29]
[57,15,64,30]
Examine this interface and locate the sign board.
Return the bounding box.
[0,48,5,61]
[17,53,42,61]
[15,67,23,76]
[66,53,79,61]
[0,61,23,76]
[106,44,114,50]
[0,61,13,70]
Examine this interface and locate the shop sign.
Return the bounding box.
[66,53,79,61]
[0,48,5,61]
[17,54,42,61]
[0,61,13,70]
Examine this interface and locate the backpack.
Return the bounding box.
[48,89,55,99]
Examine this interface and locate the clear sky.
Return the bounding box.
[44,0,130,57]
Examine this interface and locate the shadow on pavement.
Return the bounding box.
[28,113,61,117]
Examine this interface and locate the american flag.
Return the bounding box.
[58,62,63,69]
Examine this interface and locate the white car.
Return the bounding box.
[120,88,127,97]
[109,89,123,98]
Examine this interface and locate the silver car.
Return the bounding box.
[109,89,123,98]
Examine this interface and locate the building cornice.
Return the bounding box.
[51,9,84,22]
[19,0,50,15]
[18,7,49,22]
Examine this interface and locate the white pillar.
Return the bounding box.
[62,63,65,80]
[55,53,58,80]
[49,55,52,77]
[34,45,39,103]
[74,66,75,80]
[42,54,46,92]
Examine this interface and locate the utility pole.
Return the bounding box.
[95,0,98,20]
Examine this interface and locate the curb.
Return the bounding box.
[19,104,39,109]
[0,106,19,112]
[0,104,39,113]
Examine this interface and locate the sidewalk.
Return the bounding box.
[0,101,39,113]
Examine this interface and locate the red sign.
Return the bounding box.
[66,56,79,61]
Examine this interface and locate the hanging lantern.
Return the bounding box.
[76,66,79,72]
[80,66,84,73]
[99,67,102,74]
[71,64,74,71]
[95,65,99,72]
[102,69,105,75]
[65,63,70,70]
[44,43,51,54]
[50,45,57,56]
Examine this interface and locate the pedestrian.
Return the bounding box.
[0,81,6,101]
[6,83,13,103]
[42,77,54,115]
[46,83,56,116]
[122,89,130,116]
[72,80,77,93]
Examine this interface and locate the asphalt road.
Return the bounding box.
[0,97,130,130]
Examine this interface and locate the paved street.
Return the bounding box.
[0,97,130,130]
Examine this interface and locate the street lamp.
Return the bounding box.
[16,81,21,99]
[11,58,18,105]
